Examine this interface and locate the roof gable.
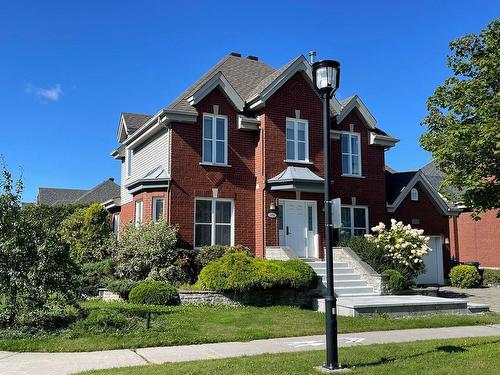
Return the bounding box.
[118,113,152,142]
[187,72,245,111]
[74,179,120,204]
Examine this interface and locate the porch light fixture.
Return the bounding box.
[312,59,343,372]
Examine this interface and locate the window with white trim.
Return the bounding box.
[341,132,361,176]
[194,198,233,248]
[202,114,228,165]
[126,149,133,177]
[286,118,309,162]
[411,188,419,201]
[134,200,143,228]
[152,197,164,223]
[339,205,368,241]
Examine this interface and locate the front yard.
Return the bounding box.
[1,300,499,352]
[80,336,500,374]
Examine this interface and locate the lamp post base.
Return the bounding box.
[314,365,351,374]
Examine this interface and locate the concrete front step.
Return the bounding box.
[312,295,486,316]
[306,261,349,268]
[334,286,374,296]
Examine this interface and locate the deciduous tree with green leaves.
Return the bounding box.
[420,19,500,216]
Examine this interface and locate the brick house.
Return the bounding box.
[111,52,460,284]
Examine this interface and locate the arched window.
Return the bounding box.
[411,188,419,201]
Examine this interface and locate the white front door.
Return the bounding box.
[279,200,318,258]
[416,236,445,285]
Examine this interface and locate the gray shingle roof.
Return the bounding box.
[420,161,463,198]
[74,179,120,204]
[385,171,417,205]
[122,113,153,134]
[37,179,120,206]
[167,55,275,113]
[37,188,89,206]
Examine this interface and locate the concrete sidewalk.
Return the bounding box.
[1,324,500,375]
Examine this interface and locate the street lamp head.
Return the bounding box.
[312,60,340,96]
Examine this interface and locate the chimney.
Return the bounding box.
[309,51,317,64]
[229,52,242,57]
[109,178,115,182]
[247,55,259,61]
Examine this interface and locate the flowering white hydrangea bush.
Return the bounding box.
[365,219,431,277]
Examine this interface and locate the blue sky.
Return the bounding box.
[0,1,498,202]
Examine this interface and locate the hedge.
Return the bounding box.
[129,280,179,306]
[482,269,500,286]
[449,265,481,288]
[195,253,317,293]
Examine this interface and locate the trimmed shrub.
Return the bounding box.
[79,259,114,297]
[449,265,481,288]
[196,244,254,269]
[382,269,405,292]
[483,269,500,286]
[196,253,317,293]
[106,279,139,300]
[129,280,179,306]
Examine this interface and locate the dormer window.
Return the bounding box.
[411,188,419,201]
[286,118,309,162]
[126,149,133,178]
[341,132,361,176]
[202,113,228,165]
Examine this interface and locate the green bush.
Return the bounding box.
[338,236,391,274]
[13,301,82,331]
[382,269,405,292]
[196,253,317,293]
[147,248,199,286]
[482,269,500,286]
[79,259,114,297]
[60,203,113,263]
[129,280,179,306]
[449,265,482,288]
[196,244,254,269]
[106,279,139,300]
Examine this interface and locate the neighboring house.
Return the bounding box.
[37,178,120,206]
[111,52,460,284]
[421,162,500,269]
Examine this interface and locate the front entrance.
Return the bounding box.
[278,199,318,258]
[416,236,445,285]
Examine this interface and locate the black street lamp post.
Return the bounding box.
[312,59,342,371]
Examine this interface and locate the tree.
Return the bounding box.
[60,203,113,263]
[0,163,79,327]
[420,19,500,216]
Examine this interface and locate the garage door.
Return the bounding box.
[416,236,445,285]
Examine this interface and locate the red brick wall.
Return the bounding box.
[449,210,500,267]
[169,87,257,250]
[260,73,324,255]
[119,190,168,225]
[392,182,452,275]
[332,111,388,229]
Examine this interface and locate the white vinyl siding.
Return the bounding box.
[202,114,228,165]
[285,118,309,162]
[120,128,170,205]
[341,132,361,176]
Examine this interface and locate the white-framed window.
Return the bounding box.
[126,149,133,177]
[341,132,361,176]
[194,198,234,248]
[411,188,419,201]
[134,200,143,228]
[202,113,228,165]
[152,197,165,223]
[339,205,368,241]
[286,118,309,162]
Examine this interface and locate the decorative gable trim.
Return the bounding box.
[117,115,128,143]
[387,171,460,216]
[187,72,245,112]
[337,95,376,129]
[247,55,342,114]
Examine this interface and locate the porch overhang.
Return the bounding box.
[267,166,324,192]
[125,166,171,195]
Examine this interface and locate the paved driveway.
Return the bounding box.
[439,286,500,313]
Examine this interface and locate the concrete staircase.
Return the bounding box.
[305,260,377,297]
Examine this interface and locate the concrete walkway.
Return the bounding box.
[1,324,500,375]
[440,286,500,313]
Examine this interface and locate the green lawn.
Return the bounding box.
[81,336,500,375]
[0,300,499,352]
